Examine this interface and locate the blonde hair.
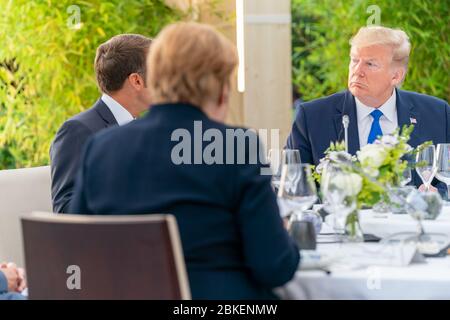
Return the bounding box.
[147,22,238,107]
[350,26,411,69]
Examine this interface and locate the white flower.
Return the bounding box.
[330,172,363,196]
[316,158,329,174]
[357,143,388,169]
[380,134,398,146]
[362,166,379,178]
[328,151,353,164]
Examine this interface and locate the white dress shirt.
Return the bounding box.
[356,89,398,148]
[101,94,134,126]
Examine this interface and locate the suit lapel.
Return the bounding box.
[93,98,118,127]
[334,91,360,155]
[396,89,420,147]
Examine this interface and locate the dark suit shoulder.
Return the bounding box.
[59,117,93,133]
[51,118,93,150]
[66,106,106,133]
[88,118,129,143]
[398,89,449,109]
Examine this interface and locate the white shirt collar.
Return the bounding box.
[101,93,134,126]
[355,89,397,123]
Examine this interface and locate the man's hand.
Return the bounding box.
[0,264,20,292]
[418,184,438,192]
[17,267,27,292]
[0,262,26,292]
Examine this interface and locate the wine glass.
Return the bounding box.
[278,163,317,225]
[268,149,301,194]
[436,143,450,203]
[321,164,358,236]
[282,149,301,165]
[400,167,412,187]
[280,149,301,192]
[405,188,444,254]
[416,145,437,191]
[267,149,282,193]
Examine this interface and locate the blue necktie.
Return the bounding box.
[367,109,383,144]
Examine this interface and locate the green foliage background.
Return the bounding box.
[1,0,448,169]
[292,0,449,102]
[0,0,182,169]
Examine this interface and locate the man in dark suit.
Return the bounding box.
[50,34,152,213]
[287,26,450,191]
[70,22,300,299]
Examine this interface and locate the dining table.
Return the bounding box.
[277,205,450,300]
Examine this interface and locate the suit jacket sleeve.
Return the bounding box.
[68,134,97,214]
[234,137,300,288]
[286,104,313,164]
[50,120,93,213]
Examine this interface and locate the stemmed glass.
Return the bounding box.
[405,188,444,254]
[400,167,412,186]
[277,163,317,224]
[321,164,358,236]
[268,149,282,194]
[268,149,301,194]
[436,144,450,203]
[416,145,437,191]
[282,149,301,166]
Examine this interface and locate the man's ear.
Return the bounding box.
[391,67,405,86]
[128,73,144,90]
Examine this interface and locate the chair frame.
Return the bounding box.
[22,212,191,300]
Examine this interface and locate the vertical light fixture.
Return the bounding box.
[236,0,245,92]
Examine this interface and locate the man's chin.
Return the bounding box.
[348,86,362,97]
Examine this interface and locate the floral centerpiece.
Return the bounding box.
[313,125,430,240]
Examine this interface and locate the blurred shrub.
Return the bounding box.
[0,0,183,169]
[292,0,449,102]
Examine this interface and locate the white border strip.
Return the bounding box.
[245,14,291,25]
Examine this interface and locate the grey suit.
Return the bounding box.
[50,99,118,213]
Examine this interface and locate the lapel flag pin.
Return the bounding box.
[410,117,417,124]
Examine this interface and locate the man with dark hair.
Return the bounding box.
[50,34,152,213]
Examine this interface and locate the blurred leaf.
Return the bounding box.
[0,0,185,169]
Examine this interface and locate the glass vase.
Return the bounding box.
[344,210,364,242]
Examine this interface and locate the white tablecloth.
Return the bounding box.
[277,204,450,299]
[278,243,450,300]
[359,206,450,239]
